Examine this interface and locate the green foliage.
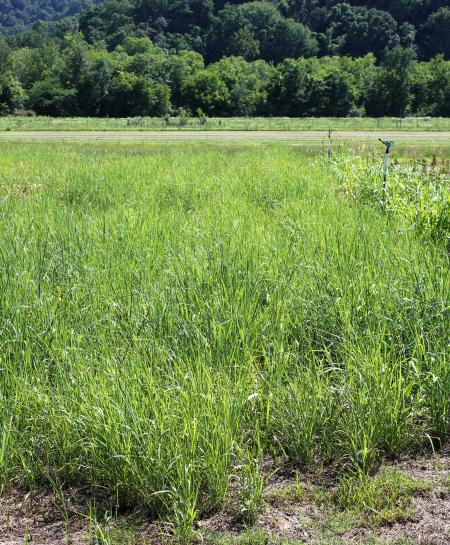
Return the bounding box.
[107,72,171,116]
[29,76,77,115]
[236,443,265,525]
[0,71,27,113]
[208,2,318,62]
[411,56,450,117]
[328,3,400,58]
[0,142,447,540]
[422,7,450,60]
[0,1,103,34]
[0,1,450,117]
[333,152,450,246]
[70,0,450,62]
[336,468,432,526]
[269,56,361,116]
[366,47,417,117]
[182,70,229,115]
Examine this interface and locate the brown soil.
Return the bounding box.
[1,450,448,545]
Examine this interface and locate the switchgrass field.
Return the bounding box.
[0,142,448,542]
[1,115,450,132]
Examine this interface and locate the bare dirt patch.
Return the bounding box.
[0,487,86,545]
[371,448,450,545]
[200,450,449,545]
[0,485,165,545]
[1,450,448,545]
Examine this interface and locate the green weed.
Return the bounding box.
[336,468,432,526]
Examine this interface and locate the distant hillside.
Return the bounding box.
[0,0,102,34]
[76,0,450,61]
[1,1,450,60]
[0,1,449,118]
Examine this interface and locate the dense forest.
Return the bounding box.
[0,0,449,117]
[2,0,449,59]
[0,1,102,34]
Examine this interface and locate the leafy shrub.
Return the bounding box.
[333,153,450,246]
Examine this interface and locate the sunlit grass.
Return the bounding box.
[332,150,449,246]
[0,116,449,132]
[0,142,447,540]
[336,468,432,526]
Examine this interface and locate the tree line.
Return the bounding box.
[1,30,449,118]
[0,1,449,118]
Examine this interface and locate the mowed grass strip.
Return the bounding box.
[0,143,448,539]
[1,130,450,148]
[1,116,450,132]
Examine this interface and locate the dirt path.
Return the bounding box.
[0,130,449,144]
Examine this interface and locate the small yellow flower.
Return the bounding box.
[56,286,63,300]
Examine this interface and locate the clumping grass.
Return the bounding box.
[0,142,448,541]
[235,444,265,526]
[336,468,432,527]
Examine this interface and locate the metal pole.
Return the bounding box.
[327,130,332,161]
[379,139,394,205]
[383,146,389,190]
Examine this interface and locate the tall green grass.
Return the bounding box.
[0,143,447,539]
[333,151,449,245]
